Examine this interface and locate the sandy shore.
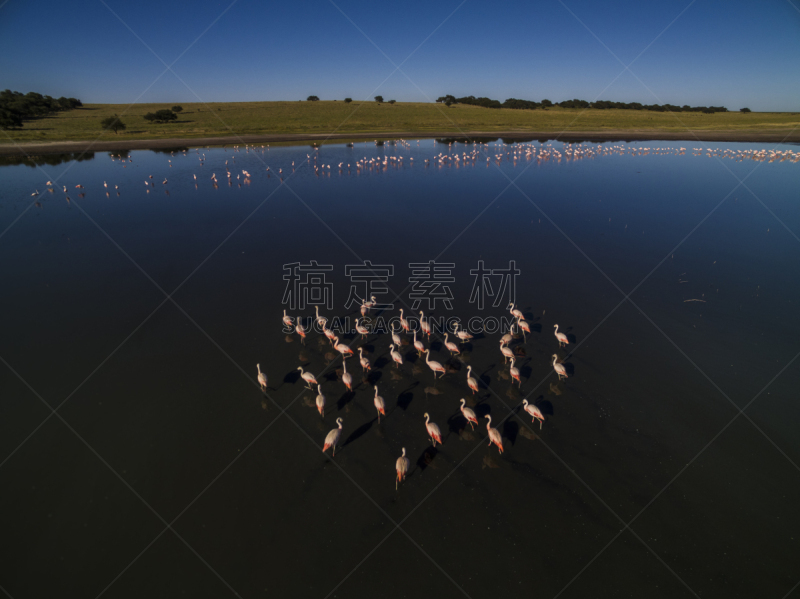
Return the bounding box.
[1,129,798,156]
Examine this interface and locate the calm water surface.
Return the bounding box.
[1,139,799,598]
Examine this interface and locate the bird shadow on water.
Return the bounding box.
[416,447,439,473]
[283,370,302,385]
[502,419,519,447]
[343,418,376,448]
[397,382,419,410]
[336,390,355,410]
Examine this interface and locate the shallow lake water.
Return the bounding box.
[1,138,799,599]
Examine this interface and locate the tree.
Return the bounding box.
[0,107,23,129]
[143,109,177,123]
[740,107,751,113]
[374,95,383,103]
[171,105,183,113]
[307,95,320,102]
[101,114,126,134]
[344,97,352,103]
[388,99,396,104]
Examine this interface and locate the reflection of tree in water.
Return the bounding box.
[107,147,189,157]
[0,152,95,168]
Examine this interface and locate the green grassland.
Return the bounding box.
[3,101,799,144]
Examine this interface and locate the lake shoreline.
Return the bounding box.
[1,129,798,156]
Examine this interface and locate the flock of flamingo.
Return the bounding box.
[27,139,797,203]
[257,301,571,489]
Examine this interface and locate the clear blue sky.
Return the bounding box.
[1,0,798,111]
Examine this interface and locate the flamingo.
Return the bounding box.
[399,309,410,333]
[509,357,522,387]
[500,340,514,363]
[552,354,568,380]
[396,448,410,489]
[466,365,479,394]
[453,322,473,343]
[501,325,514,347]
[333,336,354,357]
[355,318,369,340]
[517,317,530,342]
[315,306,327,328]
[389,344,403,368]
[391,322,402,347]
[316,384,326,417]
[424,349,446,379]
[322,417,343,456]
[419,311,431,338]
[358,347,371,371]
[460,398,479,429]
[373,386,386,422]
[443,333,460,355]
[323,325,336,344]
[256,363,267,392]
[413,330,425,357]
[297,366,318,389]
[485,415,504,453]
[282,309,293,328]
[522,399,544,429]
[360,299,369,317]
[424,412,443,446]
[508,302,524,320]
[342,359,353,391]
[366,295,377,309]
[554,324,569,347]
[296,320,307,344]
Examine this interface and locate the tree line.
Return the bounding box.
[436,95,730,113]
[0,90,83,129]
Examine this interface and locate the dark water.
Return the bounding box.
[1,139,799,599]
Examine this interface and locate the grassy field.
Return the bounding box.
[3,101,799,144]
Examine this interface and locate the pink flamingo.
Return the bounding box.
[333,336,354,357]
[453,322,473,343]
[297,366,318,389]
[424,412,442,446]
[282,309,293,328]
[323,325,336,344]
[509,357,521,387]
[389,344,403,368]
[360,299,368,317]
[500,340,514,363]
[355,318,369,340]
[552,354,568,380]
[460,398,478,429]
[419,311,431,338]
[508,302,524,320]
[424,349,446,379]
[399,309,410,333]
[466,365,479,394]
[256,363,267,392]
[315,306,327,328]
[373,386,386,422]
[517,317,530,342]
[358,347,371,371]
[396,447,410,489]
[413,330,425,357]
[443,333,460,355]
[296,320,307,344]
[554,324,569,347]
[322,418,343,456]
[342,359,353,391]
[522,399,544,429]
[391,322,402,347]
[316,384,326,417]
[485,415,503,453]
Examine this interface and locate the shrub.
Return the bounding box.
[307,95,320,102]
[374,95,383,103]
[101,115,126,134]
[344,97,352,103]
[143,109,177,123]
[171,105,183,113]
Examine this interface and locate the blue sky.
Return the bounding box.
[1,0,798,111]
